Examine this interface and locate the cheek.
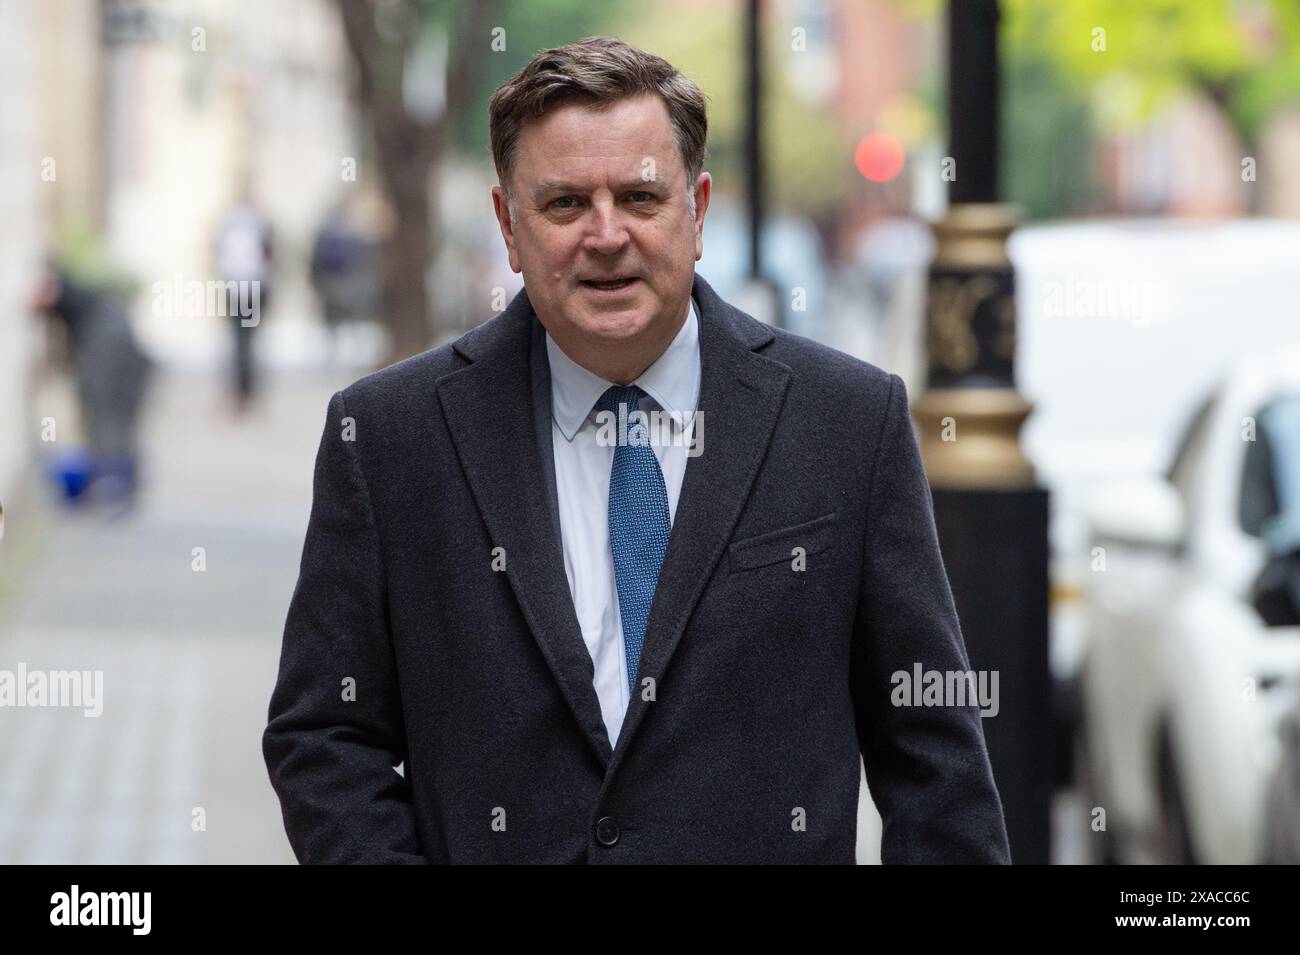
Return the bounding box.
[517,221,567,260]
[642,218,694,258]
[536,232,584,273]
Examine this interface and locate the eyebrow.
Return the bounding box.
[531,177,667,203]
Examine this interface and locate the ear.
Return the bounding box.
[491,185,523,273]
[691,172,712,262]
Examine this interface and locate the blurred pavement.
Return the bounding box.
[0,366,355,863]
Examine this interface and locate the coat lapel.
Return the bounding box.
[436,288,615,769]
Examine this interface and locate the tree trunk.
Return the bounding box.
[336,0,496,365]
[382,179,432,361]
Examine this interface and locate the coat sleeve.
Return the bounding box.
[850,373,1012,864]
[262,390,426,863]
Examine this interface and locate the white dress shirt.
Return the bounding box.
[546,295,701,749]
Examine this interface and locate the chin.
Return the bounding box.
[573,306,653,341]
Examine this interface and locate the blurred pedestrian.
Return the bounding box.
[215,188,274,413]
[32,263,155,509]
[309,203,370,360]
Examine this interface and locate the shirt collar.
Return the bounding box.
[546,294,701,442]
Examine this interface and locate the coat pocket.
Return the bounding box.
[727,511,838,573]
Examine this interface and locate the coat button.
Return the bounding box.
[594,816,620,847]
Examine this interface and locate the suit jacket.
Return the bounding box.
[262,272,1012,864]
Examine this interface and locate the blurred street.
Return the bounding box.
[0,367,352,864]
[3,0,1299,867]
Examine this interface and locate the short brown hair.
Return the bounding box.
[489,36,708,201]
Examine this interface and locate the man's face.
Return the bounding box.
[491,93,710,373]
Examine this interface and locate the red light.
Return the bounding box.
[855,133,905,183]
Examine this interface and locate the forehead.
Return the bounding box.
[513,93,681,184]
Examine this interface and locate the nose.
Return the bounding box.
[582,197,630,257]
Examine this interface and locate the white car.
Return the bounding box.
[1078,346,1300,864]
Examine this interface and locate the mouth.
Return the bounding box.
[579,276,640,293]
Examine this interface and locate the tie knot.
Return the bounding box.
[593,384,645,418]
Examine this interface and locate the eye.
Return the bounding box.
[550,195,580,211]
[627,191,655,203]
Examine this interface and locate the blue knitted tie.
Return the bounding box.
[595,384,671,697]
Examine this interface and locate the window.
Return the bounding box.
[1239,394,1300,542]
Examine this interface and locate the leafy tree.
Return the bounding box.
[892,1,1300,216]
[999,0,1300,152]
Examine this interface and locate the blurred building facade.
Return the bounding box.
[2,0,365,507]
[0,0,100,507]
[98,0,361,363]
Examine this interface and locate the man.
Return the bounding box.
[263,36,1010,864]
[214,184,274,413]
